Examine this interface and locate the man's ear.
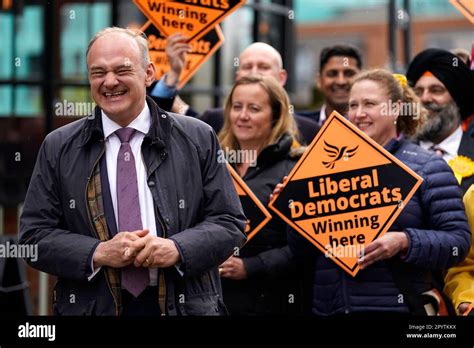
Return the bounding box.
[279,69,288,86]
[316,74,321,90]
[145,63,156,87]
[235,68,242,81]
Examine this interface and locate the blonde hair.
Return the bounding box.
[219,75,299,152]
[352,69,427,136]
[86,27,150,69]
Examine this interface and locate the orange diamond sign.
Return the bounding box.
[227,164,272,242]
[141,21,224,88]
[268,112,423,276]
[134,0,245,42]
[450,0,474,24]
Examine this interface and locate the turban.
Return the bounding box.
[406,48,474,119]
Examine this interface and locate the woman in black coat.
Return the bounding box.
[218,75,305,315]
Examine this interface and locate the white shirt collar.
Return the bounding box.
[101,102,151,139]
[419,125,463,161]
[319,104,327,124]
[319,105,348,122]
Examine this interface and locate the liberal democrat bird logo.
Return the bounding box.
[322,141,358,169]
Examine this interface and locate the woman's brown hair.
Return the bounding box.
[219,75,299,153]
[352,69,427,137]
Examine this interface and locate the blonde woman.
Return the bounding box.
[218,75,304,315]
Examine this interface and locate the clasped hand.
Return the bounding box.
[93,229,181,269]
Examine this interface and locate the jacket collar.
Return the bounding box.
[384,135,404,154]
[255,133,293,166]
[458,127,474,159]
[80,96,170,150]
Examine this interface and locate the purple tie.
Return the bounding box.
[115,127,149,297]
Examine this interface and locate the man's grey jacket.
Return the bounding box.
[19,96,247,315]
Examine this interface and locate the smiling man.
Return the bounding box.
[299,45,362,125]
[407,48,474,193]
[19,27,246,316]
[87,30,153,127]
[87,31,155,127]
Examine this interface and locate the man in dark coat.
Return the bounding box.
[298,45,362,125]
[19,27,246,316]
[407,48,474,194]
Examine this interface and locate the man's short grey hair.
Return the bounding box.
[86,27,150,69]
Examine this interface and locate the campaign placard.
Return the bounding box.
[450,0,474,24]
[269,111,423,276]
[141,21,224,88]
[134,0,245,41]
[227,164,272,242]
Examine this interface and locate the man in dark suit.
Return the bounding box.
[299,45,362,125]
[149,37,320,145]
[19,27,246,316]
[407,48,474,194]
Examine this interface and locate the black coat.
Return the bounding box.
[19,96,247,315]
[221,134,304,315]
[414,128,474,195]
[297,109,322,124]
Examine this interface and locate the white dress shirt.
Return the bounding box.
[419,126,463,162]
[318,104,327,126]
[89,103,158,285]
